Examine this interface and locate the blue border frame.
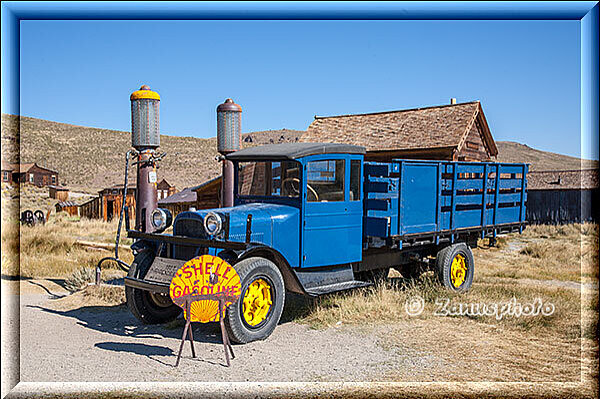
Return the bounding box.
[1,1,598,397]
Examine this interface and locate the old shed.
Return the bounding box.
[98,185,136,222]
[302,100,498,162]
[526,169,599,224]
[79,197,101,219]
[48,185,69,201]
[55,201,79,216]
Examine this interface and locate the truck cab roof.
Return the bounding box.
[225,142,366,161]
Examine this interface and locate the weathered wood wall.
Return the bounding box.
[457,120,492,161]
[526,189,599,224]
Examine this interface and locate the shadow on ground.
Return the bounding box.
[26,290,316,345]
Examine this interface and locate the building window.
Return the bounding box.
[51,175,56,184]
[2,171,8,181]
[29,173,34,183]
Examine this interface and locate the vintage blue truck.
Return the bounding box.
[125,142,528,343]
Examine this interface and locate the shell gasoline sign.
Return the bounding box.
[169,255,241,323]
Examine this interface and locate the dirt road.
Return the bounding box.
[2,277,597,398]
[8,279,436,383]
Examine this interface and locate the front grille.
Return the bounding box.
[173,218,206,260]
[174,218,206,238]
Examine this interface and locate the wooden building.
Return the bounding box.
[4,162,59,186]
[79,197,101,219]
[526,169,599,224]
[158,177,221,217]
[301,100,498,162]
[158,187,198,218]
[1,161,14,184]
[191,100,499,206]
[55,201,79,216]
[98,185,136,222]
[157,178,177,201]
[193,177,221,209]
[48,185,69,201]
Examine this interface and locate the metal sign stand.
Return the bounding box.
[172,292,237,367]
[174,297,196,368]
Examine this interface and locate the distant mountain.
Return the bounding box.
[1,114,595,193]
[496,141,598,171]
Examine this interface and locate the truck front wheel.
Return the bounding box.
[435,243,474,292]
[225,257,285,344]
[125,251,182,324]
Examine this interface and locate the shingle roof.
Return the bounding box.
[18,163,36,173]
[1,161,14,171]
[527,169,599,190]
[1,162,58,174]
[158,187,197,204]
[302,101,498,156]
[56,201,78,208]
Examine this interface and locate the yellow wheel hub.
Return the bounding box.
[450,254,468,288]
[242,278,272,326]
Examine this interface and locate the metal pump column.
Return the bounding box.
[130,85,161,232]
[217,98,242,208]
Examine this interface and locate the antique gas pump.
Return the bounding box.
[130,85,163,232]
[216,98,242,207]
[96,84,168,284]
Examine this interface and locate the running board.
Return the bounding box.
[305,280,372,297]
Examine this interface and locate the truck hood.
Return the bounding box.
[173,203,300,246]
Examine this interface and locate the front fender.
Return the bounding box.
[219,245,306,295]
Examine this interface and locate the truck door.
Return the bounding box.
[301,155,363,268]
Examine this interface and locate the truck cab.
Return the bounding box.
[125,142,528,343]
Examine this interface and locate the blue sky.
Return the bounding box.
[19,19,588,159]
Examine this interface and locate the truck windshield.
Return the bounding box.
[237,161,301,198]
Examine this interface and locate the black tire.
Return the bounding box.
[125,250,182,324]
[225,257,285,344]
[356,268,389,283]
[34,210,45,225]
[435,243,474,292]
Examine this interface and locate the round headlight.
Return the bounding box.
[151,208,172,231]
[203,212,222,236]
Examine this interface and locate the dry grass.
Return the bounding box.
[49,284,126,311]
[291,224,595,383]
[475,223,598,283]
[298,275,581,338]
[64,266,97,292]
[2,186,133,279]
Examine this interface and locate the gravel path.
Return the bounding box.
[11,280,437,382]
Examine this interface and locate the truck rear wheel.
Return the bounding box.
[125,250,182,324]
[225,257,285,344]
[435,243,474,292]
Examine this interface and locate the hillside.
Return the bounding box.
[1,113,596,193]
[496,141,598,171]
[1,114,302,193]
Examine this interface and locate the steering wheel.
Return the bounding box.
[282,178,319,201]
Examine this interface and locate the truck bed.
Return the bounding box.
[364,159,528,247]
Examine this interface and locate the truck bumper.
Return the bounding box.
[124,276,170,294]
